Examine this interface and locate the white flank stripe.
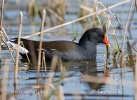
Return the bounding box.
[9,41,29,54]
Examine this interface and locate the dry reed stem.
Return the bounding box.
[1,27,10,41]
[128,3,136,29]
[43,55,58,99]
[0,0,4,28]
[19,42,30,63]
[23,0,131,39]
[14,11,23,86]
[47,7,64,22]
[0,0,5,61]
[132,39,137,52]
[1,27,15,62]
[1,59,10,100]
[95,2,121,53]
[79,5,93,13]
[121,0,134,67]
[2,36,15,62]
[37,9,46,85]
[57,85,64,100]
[135,52,137,100]
[42,51,46,72]
[37,9,46,84]
[41,52,44,76]
[100,0,134,66]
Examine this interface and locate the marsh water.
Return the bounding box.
[1,0,137,100]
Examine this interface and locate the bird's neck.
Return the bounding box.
[78,40,97,52]
[78,41,97,60]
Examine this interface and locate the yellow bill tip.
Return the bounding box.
[106,44,111,48]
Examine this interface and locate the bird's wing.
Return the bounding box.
[41,41,78,52]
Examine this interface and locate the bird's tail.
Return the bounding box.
[2,39,29,54]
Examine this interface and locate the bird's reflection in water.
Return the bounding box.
[63,60,109,91]
[20,57,109,92]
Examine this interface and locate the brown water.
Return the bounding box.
[1,0,137,100]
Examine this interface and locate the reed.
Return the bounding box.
[121,0,134,67]
[96,3,122,61]
[23,0,131,39]
[41,51,46,73]
[14,11,23,87]
[47,7,64,23]
[0,0,5,61]
[126,37,134,68]
[135,53,137,100]
[96,2,121,55]
[1,27,16,62]
[21,42,30,64]
[128,3,136,30]
[1,0,136,99]
[27,0,38,21]
[82,1,136,65]
[81,2,120,59]
[2,36,15,62]
[78,0,89,24]
[43,55,58,99]
[68,12,78,42]
[1,59,10,100]
[37,9,46,85]
[48,0,66,24]
[57,85,64,100]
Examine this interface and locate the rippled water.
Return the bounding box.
[1,0,137,100]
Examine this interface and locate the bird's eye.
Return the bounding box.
[99,34,103,37]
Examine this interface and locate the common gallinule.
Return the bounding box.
[11,28,110,61]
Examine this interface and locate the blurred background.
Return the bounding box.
[1,0,137,100]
